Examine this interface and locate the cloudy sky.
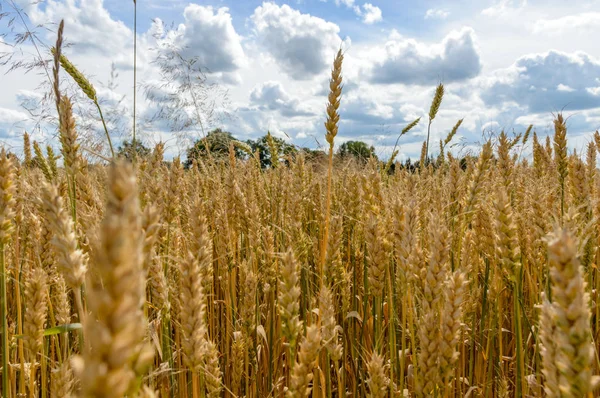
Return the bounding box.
[1,0,600,160]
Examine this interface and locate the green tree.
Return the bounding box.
[247,134,297,169]
[117,139,151,161]
[337,140,377,163]
[185,128,243,168]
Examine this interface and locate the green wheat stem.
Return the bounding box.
[95,102,115,158]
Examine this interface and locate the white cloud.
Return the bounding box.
[26,0,131,55]
[250,3,342,80]
[249,81,314,116]
[481,50,600,112]
[368,27,482,85]
[425,8,450,20]
[481,0,527,17]
[153,5,246,74]
[331,0,382,24]
[557,84,575,92]
[533,12,600,35]
[587,87,600,96]
[361,4,383,24]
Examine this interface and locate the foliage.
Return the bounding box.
[247,133,297,169]
[185,128,244,168]
[337,140,377,163]
[117,139,151,161]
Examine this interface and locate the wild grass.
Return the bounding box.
[2,20,600,398]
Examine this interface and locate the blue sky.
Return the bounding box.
[1,0,600,160]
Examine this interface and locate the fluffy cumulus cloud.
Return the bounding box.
[424,8,450,20]
[481,51,600,113]
[153,5,246,74]
[361,4,383,24]
[250,3,342,80]
[368,27,482,85]
[533,12,600,35]
[23,0,131,55]
[332,0,382,24]
[249,81,314,117]
[0,107,29,141]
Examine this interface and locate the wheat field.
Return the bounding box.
[1,20,600,398]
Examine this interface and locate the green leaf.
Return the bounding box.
[43,323,82,336]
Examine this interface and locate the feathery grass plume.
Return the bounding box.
[77,161,148,397]
[320,48,344,283]
[33,141,53,182]
[23,268,47,360]
[279,249,302,352]
[366,352,388,398]
[39,182,87,290]
[0,149,16,398]
[554,113,568,219]
[426,83,444,158]
[287,325,321,398]
[541,228,594,397]
[23,132,32,167]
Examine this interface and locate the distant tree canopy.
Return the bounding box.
[337,140,377,163]
[185,128,245,167]
[185,128,327,169]
[247,133,297,169]
[118,139,151,161]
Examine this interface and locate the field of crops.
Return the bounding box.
[1,18,600,398]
